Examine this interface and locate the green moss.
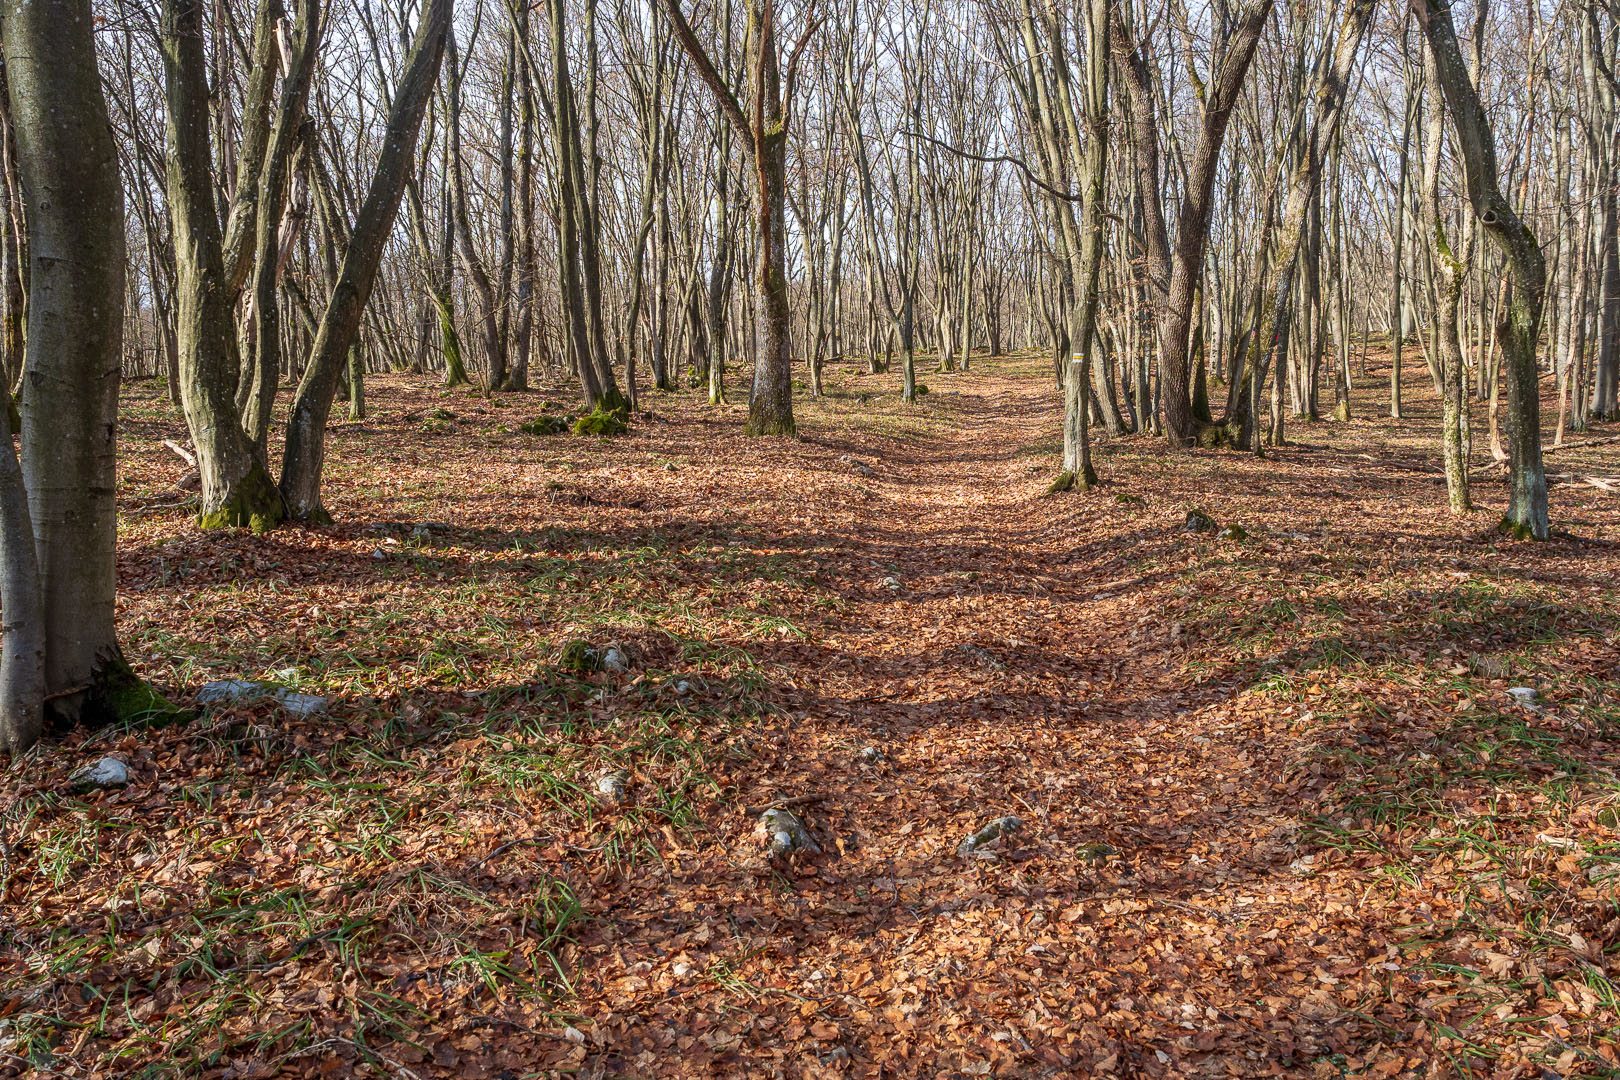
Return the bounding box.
[439,301,470,388]
[1498,515,1540,542]
[573,406,628,437]
[1115,493,1146,506]
[745,413,797,437]
[913,383,930,396]
[1046,467,1094,495]
[597,387,630,421]
[1195,422,1238,450]
[1192,359,1212,424]
[520,415,573,436]
[1332,400,1351,422]
[53,651,191,732]
[196,463,283,533]
[557,639,594,673]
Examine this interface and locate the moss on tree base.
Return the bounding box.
[1195,421,1244,450]
[745,412,797,437]
[1498,514,1545,542]
[1045,467,1096,495]
[49,651,190,732]
[196,463,284,533]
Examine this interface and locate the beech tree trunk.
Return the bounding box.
[1412,0,1548,539]
[280,0,450,522]
[3,0,172,737]
[161,0,285,530]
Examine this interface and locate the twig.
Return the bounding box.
[898,129,1082,203]
[42,683,89,703]
[473,833,551,868]
[161,438,197,467]
[742,794,825,817]
[267,1037,427,1080]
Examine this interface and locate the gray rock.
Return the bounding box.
[70,757,129,792]
[1469,653,1511,680]
[757,807,820,858]
[599,646,631,674]
[1181,509,1218,534]
[1507,686,1540,708]
[595,772,628,804]
[858,746,884,764]
[197,679,328,718]
[1216,524,1248,541]
[839,454,874,477]
[959,815,1021,859]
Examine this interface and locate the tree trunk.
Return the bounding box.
[4,0,173,731]
[1413,0,1548,539]
[280,0,450,522]
[161,0,285,530]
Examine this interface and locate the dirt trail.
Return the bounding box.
[576,369,1396,1078]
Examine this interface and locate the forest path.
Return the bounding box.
[575,363,1400,1077]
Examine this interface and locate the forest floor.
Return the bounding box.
[3,353,1620,1079]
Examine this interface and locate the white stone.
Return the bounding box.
[198,679,328,718]
[71,757,129,792]
[599,647,630,673]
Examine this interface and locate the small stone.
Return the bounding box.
[673,680,693,696]
[1181,509,1218,534]
[959,815,1021,859]
[70,757,129,793]
[858,746,883,764]
[757,807,820,859]
[599,646,631,674]
[1469,653,1511,680]
[563,1026,585,1045]
[881,576,902,591]
[197,679,327,718]
[1075,841,1115,863]
[371,548,388,560]
[1216,524,1247,541]
[838,454,874,475]
[1507,686,1540,707]
[177,469,201,492]
[1596,806,1620,829]
[595,772,628,804]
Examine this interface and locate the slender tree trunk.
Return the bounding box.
[4,0,173,731]
[280,0,450,522]
[1413,0,1548,538]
